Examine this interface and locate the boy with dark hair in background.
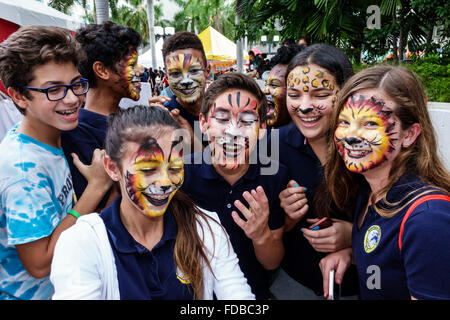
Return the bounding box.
[61,21,142,211]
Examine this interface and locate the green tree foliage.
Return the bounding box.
[171,0,236,39]
[237,0,449,64]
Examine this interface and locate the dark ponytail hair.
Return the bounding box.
[105,105,218,299]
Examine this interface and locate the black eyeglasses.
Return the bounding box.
[24,78,89,101]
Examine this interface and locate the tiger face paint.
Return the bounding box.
[166,49,207,104]
[262,64,289,127]
[286,64,338,142]
[115,48,141,100]
[202,90,261,170]
[334,94,400,173]
[124,137,184,217]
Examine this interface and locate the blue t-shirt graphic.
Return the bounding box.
[0,125,73,300]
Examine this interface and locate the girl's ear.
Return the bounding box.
[402,123,421,148]
[103,154,121,181]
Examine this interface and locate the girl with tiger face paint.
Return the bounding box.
[286,63,339,144]
[123,136,184,217]
[201,89,263,170]
[334,91,402,173]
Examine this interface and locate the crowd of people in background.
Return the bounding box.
[0,20,449,301]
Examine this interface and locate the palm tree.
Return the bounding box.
[236,0,243,73]
[110,1,167,46]
[95,0,109,23]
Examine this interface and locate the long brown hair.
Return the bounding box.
[105,105,221,298]
[322,65,450,218]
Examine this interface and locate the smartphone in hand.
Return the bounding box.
[308,217,332,230]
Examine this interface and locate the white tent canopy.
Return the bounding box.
[138,37,165,69]
[0,0,83,31]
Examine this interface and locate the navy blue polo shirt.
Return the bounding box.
[270,123,359,296]
[100,196,194,300]
[352,174,450,300]
[166,98,208,149]
[61,108,111,209]
[182,148,288,299]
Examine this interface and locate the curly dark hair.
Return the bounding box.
[0,25,84,115]
[162,31,207,67]
[201,72,267,124]
[269,43,306,67]
[76,21,141,88]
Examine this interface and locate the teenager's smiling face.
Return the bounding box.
[165,49,207,104]
[334,90,402,173]
[286,64,339,142]
[201,89,262,170]
[121,132,184,218]
[262,63,289,127]
[19,61,84,132]
[115,48,141,100]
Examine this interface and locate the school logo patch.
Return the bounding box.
[364,225,381,253]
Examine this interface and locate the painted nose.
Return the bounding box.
[299,107,313,114]
[160,185,171,193]
[344,137,362,145]
[180,78,193,88]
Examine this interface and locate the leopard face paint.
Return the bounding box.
[116,49,141,100]
[125,137,184,217]
[286,64,338,141]
[166,52,206,104]
[263,64,288,127]
[204,90,260,170]
[334,95,399,173]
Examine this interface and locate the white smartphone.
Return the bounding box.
[329,270,335,300]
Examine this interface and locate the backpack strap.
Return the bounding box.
[398,194,450,251]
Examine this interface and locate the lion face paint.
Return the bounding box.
[203,90,260,170]
[166,50,206,104]
[286,64,338,142]
[115,48,141,100]
[124,137,184,217]
[334,94,400,173]
[263,64,289,127]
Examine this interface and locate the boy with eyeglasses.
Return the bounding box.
[61,21,142,211]
[0,26,112,300]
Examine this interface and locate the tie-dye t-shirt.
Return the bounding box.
[0,125,73,300]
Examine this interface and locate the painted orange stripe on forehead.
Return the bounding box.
[346,95,393,121]
[134,138,164,163]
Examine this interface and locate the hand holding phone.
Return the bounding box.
[308,217,332,230]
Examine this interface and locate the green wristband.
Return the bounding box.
[68,209,81,219]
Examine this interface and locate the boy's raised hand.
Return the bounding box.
[72,148,113,188]
[232,186,271,243]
